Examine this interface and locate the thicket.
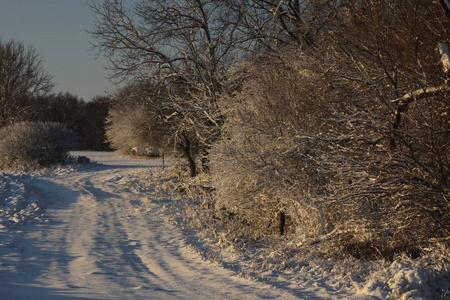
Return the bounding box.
[92,0,450,260]
[211,48,449,259]
[0,122,79,170]
[210,1,450,259]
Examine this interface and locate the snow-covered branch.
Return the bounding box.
[438,42,450,75]
[391,85,450,106]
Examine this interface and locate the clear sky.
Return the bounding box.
[0,0,115,101]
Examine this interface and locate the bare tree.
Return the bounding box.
[89,0,249,176]
[0,39,53,126]
[223,0,341,50]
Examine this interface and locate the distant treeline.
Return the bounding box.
[26,93,112,151]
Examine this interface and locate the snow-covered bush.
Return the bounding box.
[105,84,173,156]
[0,122,78,170]
[210,40,450,258]
[106,105,153,154]
[210,51,340,240]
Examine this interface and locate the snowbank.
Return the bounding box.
[0,172,46,228]
[357,261,434,299]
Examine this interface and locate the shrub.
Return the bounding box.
[210,51,339,240]
[106,102,172,156]
[0,122,78,170]
[210,45,450,258]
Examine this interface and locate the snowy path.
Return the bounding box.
[0,153,295,299]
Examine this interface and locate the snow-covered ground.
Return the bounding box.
[0,152,448,299]
[0,152,293,299]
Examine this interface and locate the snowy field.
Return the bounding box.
[0,152,448,299]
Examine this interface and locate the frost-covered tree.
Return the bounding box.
[210,0,450,258]
[0,40,53,126]
[105,83,173,155]
[106,105,152,154]
[90,0,250,176]
[211,50,335,239]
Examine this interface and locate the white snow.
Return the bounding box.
[0,151,449,299]
[356,261,434,299]
[439,42,450,74]
[0,152,292,299]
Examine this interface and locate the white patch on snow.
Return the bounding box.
[439,42,450,74]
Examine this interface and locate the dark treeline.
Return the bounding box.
[26,93,112,151]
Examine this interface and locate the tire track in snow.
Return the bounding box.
[0,160,295,299]
[67,174,177,296]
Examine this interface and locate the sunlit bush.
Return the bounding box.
[0,122,78,170]
[210,51,339,240]
[105,105,153,154]
[210,45,450,258]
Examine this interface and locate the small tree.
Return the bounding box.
[0,40,53,126]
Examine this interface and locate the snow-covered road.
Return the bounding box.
[0,152,294,299]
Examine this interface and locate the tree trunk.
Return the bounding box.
[180,131,196,177]
[278,210,286,235]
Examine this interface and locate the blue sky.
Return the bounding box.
[0,0,116,101]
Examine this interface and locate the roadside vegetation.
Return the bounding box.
[91,0,450,263]
[1,0,449,297]
[0,122,78,170]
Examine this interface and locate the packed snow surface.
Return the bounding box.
[1,152,448,299]
[0,152,292,299]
